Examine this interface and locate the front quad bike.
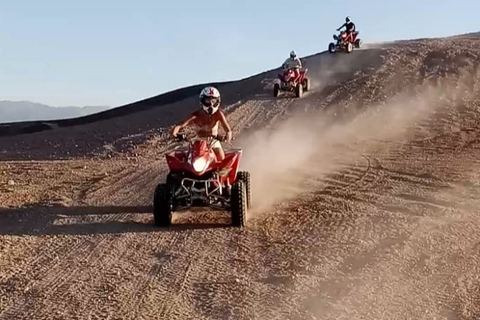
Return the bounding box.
[153,134,251,228]
[273,68,310,98]
[328,30,362,54]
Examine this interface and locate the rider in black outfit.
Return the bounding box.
[337,16,356,37]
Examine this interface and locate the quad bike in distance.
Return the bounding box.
[328,30,362,53]
[153,134,251,228]
[273,67,310,98]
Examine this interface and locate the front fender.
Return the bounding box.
[214,151,242,184]
[166,154,186,172]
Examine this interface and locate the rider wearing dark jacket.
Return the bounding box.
[337,16,356,34]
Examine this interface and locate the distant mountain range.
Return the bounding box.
[0,101,111,123]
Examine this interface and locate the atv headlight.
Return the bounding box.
[192,158,208,172]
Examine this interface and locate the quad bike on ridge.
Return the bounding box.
[153,134,251,228]
[328,30,362,53]
[273,67,310,98]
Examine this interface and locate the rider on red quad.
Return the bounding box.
[282,50,302,82]
[171,86,233,161]
[337,16,356,40]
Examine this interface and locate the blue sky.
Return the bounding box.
[0,0,478,107]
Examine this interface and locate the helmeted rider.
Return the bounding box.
[282,50,302,82]
[337,16,356,40]
[171,86,233,161]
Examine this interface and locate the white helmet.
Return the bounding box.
[199,86,221,115]
[290,50,297,59]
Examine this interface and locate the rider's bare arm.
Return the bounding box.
[218,111,233,142]
[172,114,197,137]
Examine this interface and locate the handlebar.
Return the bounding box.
[174,133,228,143]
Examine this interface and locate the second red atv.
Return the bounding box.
[273,68,310,98]
[153,134,251,228]
[328,30,362,53]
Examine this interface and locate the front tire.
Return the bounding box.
[231,181,247,227]
[237,171,251,209]
[295,83,303,98]
[153,183,173,227]
[346,42,353,53]
[302,78,310,92]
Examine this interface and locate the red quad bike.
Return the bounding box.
[328,30,362,54]
[273,68,310,98]
[153,134,251,228]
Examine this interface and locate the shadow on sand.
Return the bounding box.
[0,205,231,236]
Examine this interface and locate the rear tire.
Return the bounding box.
[237,171,251,209]
[153,183,173,227]
[355,38,361,48]
[328,42,336,53]
[231,181,247,227]
[295,83,303,98]
[273,83,280,97]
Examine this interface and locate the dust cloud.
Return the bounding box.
[238,84,455,214]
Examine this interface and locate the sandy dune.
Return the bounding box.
[1,34,480,319]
